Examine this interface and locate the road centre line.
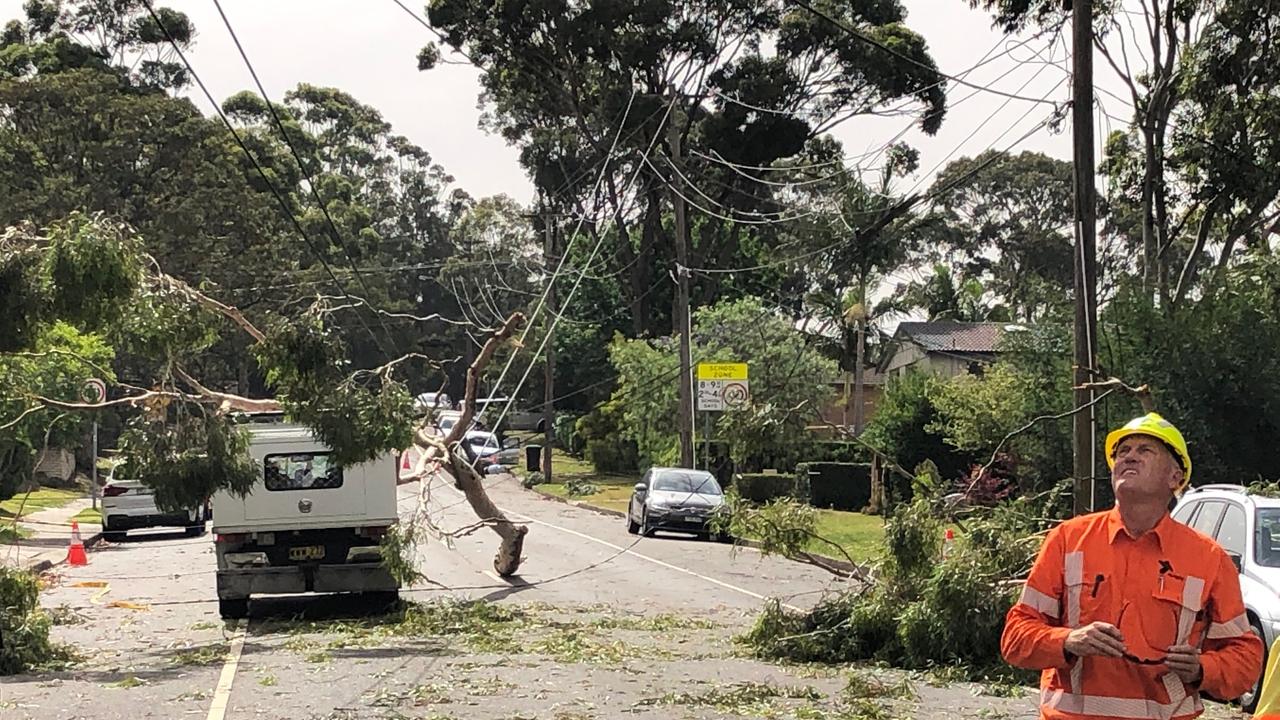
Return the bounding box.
[438,483,801,612]
[206,619,247,720]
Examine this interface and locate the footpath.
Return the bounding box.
[1,496,103,573]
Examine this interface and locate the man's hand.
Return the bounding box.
[1165,644,1203,684]
[1064,622,1126,659]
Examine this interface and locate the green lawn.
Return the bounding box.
[531,448,636,514]
[525,450,888,565]
[0,524,32,542]
[808,509,885,564]
[0,487,81,519]
[71,507,102,524]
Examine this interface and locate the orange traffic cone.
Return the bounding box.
[67,520,88,566]
[402,452,411,471]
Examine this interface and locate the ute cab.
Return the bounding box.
[211,420,401,618]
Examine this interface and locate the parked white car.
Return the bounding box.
[1171,484,1280,711]
[415,391,454,411]
[211,420,401,619]
[100,470,209,540]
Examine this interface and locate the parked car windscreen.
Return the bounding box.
[1256,508,1280,567]
[653,471,721,495]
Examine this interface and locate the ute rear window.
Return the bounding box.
[264,453,344,491]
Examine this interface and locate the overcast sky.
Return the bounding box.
[0,0,1136,213]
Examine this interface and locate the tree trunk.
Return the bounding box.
[448,452,528,576]
[853,316,867,435]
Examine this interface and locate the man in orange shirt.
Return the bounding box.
[1001,413,1262,719]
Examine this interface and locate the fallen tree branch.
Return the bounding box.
[411,311,528,577]
[969,388,1120,495]
[156,271,266,342]
[1075,377,1156,413]
[173,367,282,414]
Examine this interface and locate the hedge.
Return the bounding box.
[554,413,582,455]
[796,462,873,511]
[732,473,799,503]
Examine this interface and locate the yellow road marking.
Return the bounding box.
[206,619,247,720]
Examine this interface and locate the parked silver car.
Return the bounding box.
[626,467,727,540]
[1171,484,1280,711]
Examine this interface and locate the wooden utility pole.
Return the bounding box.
[542,213,556,484]
[1071,0,1100,515]
[852,314,867,435]
[669,123,695,468]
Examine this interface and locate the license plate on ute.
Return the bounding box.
[289,545,326,561]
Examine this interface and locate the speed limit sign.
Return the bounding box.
[81,378,107,404]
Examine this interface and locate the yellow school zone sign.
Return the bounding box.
[696,363,748,381]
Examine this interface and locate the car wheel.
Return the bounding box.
[184,507,206,537]
[640,509,654,537]
[218,598,249,620]
[1241,615,1267,713]
[626,511,639,535]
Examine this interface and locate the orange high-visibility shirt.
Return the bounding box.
[1001,508,1262,720]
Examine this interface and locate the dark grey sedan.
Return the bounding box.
[627,467,728,540]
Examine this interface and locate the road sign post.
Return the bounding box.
[82,379,106,509]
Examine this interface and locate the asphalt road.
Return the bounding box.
[1,474,849,720]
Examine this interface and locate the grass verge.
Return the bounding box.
[70,507,102,524]
[0,487,82,519]
[524,450,887,564]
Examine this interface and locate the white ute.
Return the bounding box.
[211,421,401,619]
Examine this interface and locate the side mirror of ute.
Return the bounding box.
[1228,552,1243,573]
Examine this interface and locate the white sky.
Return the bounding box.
[0,1,1132,200]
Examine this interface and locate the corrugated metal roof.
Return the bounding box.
[894,321,1016,353]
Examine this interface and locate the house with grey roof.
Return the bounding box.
[878,321,1023,379]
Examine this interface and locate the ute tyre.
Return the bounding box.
[364,591,401,613]
[219,598,248,620]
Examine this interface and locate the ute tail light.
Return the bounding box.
[102,485,129,497]
[216,533,249,545]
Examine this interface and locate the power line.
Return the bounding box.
[785,0,1062,106]
[683,103,1064,276]
[139,0,386,353]
[211,0,401,360]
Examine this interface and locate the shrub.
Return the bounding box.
[522,471,545,489]
[1,567,74,675]
[576,403,639,474]
[553,414,582,455]
[732,473,798,503]
[565,478,599,497]
[796,462,873,511]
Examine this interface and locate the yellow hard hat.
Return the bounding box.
[1104,412,1193,489]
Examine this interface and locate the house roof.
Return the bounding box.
[892,321,1020,354]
